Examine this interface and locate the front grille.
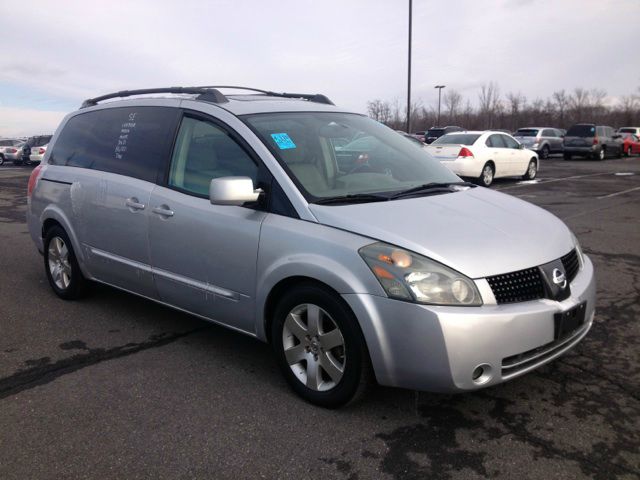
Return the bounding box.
[486,267,545,304]
[561,249,580,283]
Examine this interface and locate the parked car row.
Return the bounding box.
[412,124,640,161]
[0,135,51,166]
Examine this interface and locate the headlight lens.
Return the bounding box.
[571,232,585,267]
[359,243,482,306]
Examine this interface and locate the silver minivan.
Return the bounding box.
[27,87,596,407]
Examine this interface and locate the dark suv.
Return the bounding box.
[19,135,52,166]
[563,124,622,160]
[425,126,464,144]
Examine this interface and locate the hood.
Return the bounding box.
[309,187,574,279]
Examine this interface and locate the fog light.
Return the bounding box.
[471,364,492,385]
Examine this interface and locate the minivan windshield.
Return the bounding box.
[432,133,480,145]
[244,112,461,202]
[567,125,596,137]
[515,129,539,137]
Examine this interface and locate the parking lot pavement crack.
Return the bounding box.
[0,327,210,400]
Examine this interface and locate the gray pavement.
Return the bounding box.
[0,157,639,479]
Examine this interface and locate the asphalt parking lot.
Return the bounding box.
[1,157,639,479]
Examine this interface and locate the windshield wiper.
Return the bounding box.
[313,193,390,205]
[390,181,475,199]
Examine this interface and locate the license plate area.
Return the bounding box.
[554,302,587,340]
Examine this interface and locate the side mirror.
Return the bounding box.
[209,177,262,206]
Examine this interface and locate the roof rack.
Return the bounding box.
[80,86,334,108]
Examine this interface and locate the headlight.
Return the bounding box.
[359,242,482,306]
[571,232,585,267]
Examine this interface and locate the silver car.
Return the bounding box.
[0,138,24,165]
[27,87,596,407]
[514,127,565,159]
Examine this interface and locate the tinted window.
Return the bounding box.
[432,134,480,145]
[50,107,178,183]
[619,128,636,134]
[542,129,556,137]
[168,116,258,197]
[515,129,538,137]
[0,139,18,146]
[486,135,506,148]
[567,125,595,137]
[426,128,445,137]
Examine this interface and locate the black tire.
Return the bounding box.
[44,225,88,300]
[523,159,537,180]
[271,282,372,408]
[616,146,623,158]
[540,145,550,159]
[626,146,633,157]
[563,153,572,160]
[476,162,494,187]
[592,147,605,161]
[0,154,4,166]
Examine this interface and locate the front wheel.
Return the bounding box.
[0,155,4,166]
[44,226,88,300]
[523,159,537,180]
[271,283,371,408]
[627,146,633,157]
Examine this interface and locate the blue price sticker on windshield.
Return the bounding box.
[271,133,296,150]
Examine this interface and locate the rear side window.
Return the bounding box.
[542,129,556,137]
[168,116,258,197]
[49,107,179,183]
[567,125,595,137]
[427,128,445,137]
[486,135,506,148]
[501,135,520,149]
[619,128,636,134]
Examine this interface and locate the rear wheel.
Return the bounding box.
[477,162,494,187]
[593,147,605,161]
[271,283,371,408]
[523,159,537,180]
[540,145,550,159]
[44,226,88,300]
[627,146,633,157]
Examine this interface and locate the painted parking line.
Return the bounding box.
[495,172,612,191]
[597,186,640,199]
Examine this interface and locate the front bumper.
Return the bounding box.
[343,255,596,393]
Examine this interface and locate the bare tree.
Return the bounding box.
[552,90,569,126]
[506,92,526,130]
[478,82,501,128]
[367,99,391,123]
[443,89,463,124]
[569,88,591,122]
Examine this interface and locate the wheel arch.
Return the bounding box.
[40,206,86,265]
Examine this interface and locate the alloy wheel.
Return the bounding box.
[282,303,346,391]
[483,165,494,186]
[47,236,72,289]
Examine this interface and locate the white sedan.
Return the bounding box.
[424,131,538,187]
[29,144,48,164]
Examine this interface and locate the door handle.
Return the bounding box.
[125,197,146,211]
[152,205,174,218]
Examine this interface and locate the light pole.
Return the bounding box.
[406,0,412,133]
[435,85,446,126]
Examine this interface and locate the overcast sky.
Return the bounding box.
[1,0,639,136]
